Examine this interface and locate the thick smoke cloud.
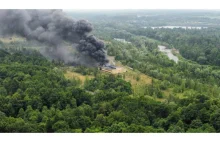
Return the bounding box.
[0,9,109,66]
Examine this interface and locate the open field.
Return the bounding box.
[64,70,94,86]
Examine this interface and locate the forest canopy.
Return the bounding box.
[1,10,220,133]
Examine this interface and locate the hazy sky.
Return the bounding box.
[1,0,220,9]
[64,0,220,9]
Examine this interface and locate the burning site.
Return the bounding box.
[0,9,110,67]
[1,4,220,134]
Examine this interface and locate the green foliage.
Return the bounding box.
[2,13,220,133]
[85,75,132,94]
[73,66,99,76]
[210,109,220,132]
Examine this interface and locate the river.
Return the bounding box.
[158,45,179,63]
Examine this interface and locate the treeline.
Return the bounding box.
[128,27,220,66]
[107,39,220,93]
[1,46,220,132]
[105,39,220,132]
[92,15,220,66]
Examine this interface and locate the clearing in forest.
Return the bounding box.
[64,70,94,86]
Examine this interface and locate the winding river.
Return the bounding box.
[158,45,179,63]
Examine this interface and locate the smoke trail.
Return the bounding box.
[0,9,109,66]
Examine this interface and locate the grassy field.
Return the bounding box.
[111,58,153,95]
[64,70,94,86]
[123,67,152,96]
[62,56,180,102]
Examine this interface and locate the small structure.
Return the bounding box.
[100,64,127,75]
[100,64,117,71]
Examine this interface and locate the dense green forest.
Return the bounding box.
[128,28,220,66]
[1,38,220,132]
[85,10,220,66]
[1,10,220,133]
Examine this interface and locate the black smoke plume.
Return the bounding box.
[0,9,109,66]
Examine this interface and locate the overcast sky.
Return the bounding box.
[64,0,220,9]
[1,0,220,9]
